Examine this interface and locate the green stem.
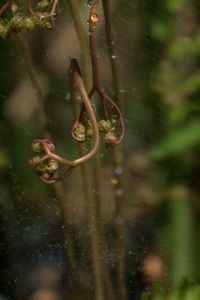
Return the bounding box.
[169,187,194,287]
[102,1,126,299]
[15,34,50,138]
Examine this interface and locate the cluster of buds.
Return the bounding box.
[29,140,59,180]
[98,118,118,149]
[0,0,60,39]
[71,116,120,150]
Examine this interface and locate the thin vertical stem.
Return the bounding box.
[15,33,78,281]
[102,1,126,299]
[67,0,92,89]
[68,3,104,299]
[68,1,117,299]
[102,0,123,111]
[15,34,50,138]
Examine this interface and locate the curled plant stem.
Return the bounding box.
[29,59,100,184]
[102,0,126,299]
[69,73,104,300]
[68,2,115,299]
[77,0,125,147]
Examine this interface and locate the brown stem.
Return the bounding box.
[37,60,99,168]
[102,1,126,299]
[0,0,12,16]
[15,34,50,138]
[16,33,79,283]
[87,0,124,143]
[30,59,100,184]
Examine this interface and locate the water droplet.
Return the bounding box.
[111,177,118,185]
[87,0,93,7]
[76,95,82,102]
[91,13,99,23]
[111,54,116,59]
[65,93,70,101]
[114,166,123,176]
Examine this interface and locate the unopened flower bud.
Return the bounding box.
[0,20,10,39]
[98,120,112,132]
[86,127,93,138]
[10,15,24,33]
[36,162,47,172]
[47,159,58,172]
[29,156,42,169]
[71,123,86,142]
[37,0,49,11]
[32,141,43,153]
[104,132,118,149]
[40,19,54,30]
[24,16,36,31]
[42,171,51,179]
[11,3,18,15]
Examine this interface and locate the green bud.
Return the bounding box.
[32,141,43,153]
[86,127,93,138]
[29,156,42,169]
[24,16,36,31]
[104,132,117,149]
[10,15,25,33]
[71,123,86,142]
[42,171,51,179]
[36,0,49,11]
[47,159,58,172]
[40,19,54,30]
[11,3,18,15]
[36,162,47,172]
[0,20,10,39]
[98,119,112,132]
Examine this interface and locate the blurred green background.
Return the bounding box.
[1,0,200,299]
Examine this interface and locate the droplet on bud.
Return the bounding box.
[90,13,98,23]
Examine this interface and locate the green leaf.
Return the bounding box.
[150,122,200,159]
[184,286,200,300]
[183,72,200,94]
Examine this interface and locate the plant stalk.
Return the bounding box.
[15,33,78,280]
[102,0,126,299]
[68,1,116,299]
